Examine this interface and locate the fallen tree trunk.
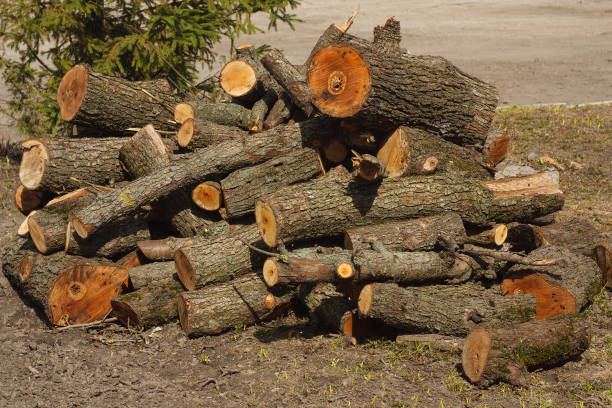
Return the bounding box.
[358,282,537,336]
[306,18,498,146]
[256,172,564,247]
[57,64,179,133]
[178,273,292,336]
[119,124,171,179]
[352,153,386,182]
[501,245,602,319]
[176,118,247,149]
[19,137,127,194]
[71,117,339,239]
[137,237,194,261]
[462,315,590,388]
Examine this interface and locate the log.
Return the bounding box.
[13,184,46,214]
[176,118,247,149]
[345,213,467,252]
[192,181,223,211]
[261,49,314,116]
[462,316,590,387]
[256,172,564,248]
[57,64,179,132]
[296,283,355,336]
[19,137,127,193]
[595,243,612,289]
[71,117,339,239]
[248,91,276,132]
[323,139,348,163]
[483,127,511,164]
[220,148,322,219]
[119,124,170,179]
[351,152,386,182]
[465,224,508,247]
[174,225,261,290]
[189,101,251,129]
[173,102,195,125]
[137,237,194,261]
[117,250,148,269]
[0,236,37,284]
[178,273,292,336]
[340,121,378,153]
[263,93,293,130]
[306,19,498,145]
[501,245,603,319]
[127,261,177,290]
[505,223,546,252]
[358,282,537,336]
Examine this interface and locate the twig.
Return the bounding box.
[69,176,113,192]
[55,315,118,331]
[140,88,174,113]
[126,127,177,135]
[238,238,279,257]
[460,244,556,266]
[328,394,348,403]
[336,7,360,33]
[201,378,218,388]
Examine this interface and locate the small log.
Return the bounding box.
[13,184,46,214]
[220,60,260,102]
[323,139,347,163]
[464,224,508,247]
[71,117,339,239]
[176,118,247,149]
[57,64,179,132]
[220,148,323,219]
[248,91,276,132]
[352,152,386,182]
[119,124,170,179]
[594,243,612,289]
[296,283,355,336]
[483,127,511,164]
[256,172,563,248]
[306,19,498,145]
[128,261,177,290]
[263,93,293,130]
[19,137,127,194]
[261,49,314,116]
[173,102,195,125]
[505,223,546,252]
[501,245,603,319]
[358,282,537,336]
[174,225,261,290]
[462,316,590,387]
[189,101,251,130]
[178,273,292,336]
[345,213,467,252]
[0,236,37,284]
[409,157,439,175]
[192,181,223,211]
[137,237,194,261]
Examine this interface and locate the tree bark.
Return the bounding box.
[248,91,277,132]
[296,283,355,336]
[306,19,498,146]
[178,273,293,336]
[127,261,177,290]
[137,237,194,261]
[256,172,564,248]
[462,315,590,388]
[0,236,37,285]
[188,100,251,129]
[71,117,339,239]
[119,124,171,179]
[19,137,127,194]
[501,245,603,319]
[221,148,322,219]
[263,93,293,130]
[176,118,247,150]
[57,64,179,133]
[358,282,537,336]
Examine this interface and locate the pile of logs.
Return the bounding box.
[2,16,611,389]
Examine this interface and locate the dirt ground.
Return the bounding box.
[1,1,612,407]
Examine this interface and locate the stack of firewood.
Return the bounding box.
[2,16,611,388]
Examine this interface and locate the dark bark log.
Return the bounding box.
[263,93,293,130]
[256,172,564,248]
[189,101,251,129]
[501,245,603,319]
[176,118,247,149]
[178,273,292,336]
[462,315,590,388]
[137,237,194,261]
[119,125,171,179]
[13,184,47,214]
[296,282,355,335]
[0,236,37,285]
[340,120,379,153]
[71,117,340,239]
[58,64,179,133]
[345,213,467,252]
[358,282,537,336]
[505,223,547,252]
[221,148,322,219]
[19,137,127,194]
[306,20,498,145]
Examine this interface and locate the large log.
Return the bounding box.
[188,100,251,130]
[178,273,293,336]
[71,117,340,239]
[358,282,537,336]
[119,125,171,179]
[220,148,322,219]
[19,137,127,194]
[462,316,590,387]
[256,172,564,247]
[501,245,602,319]
[306,19,498,146]
[176,118,247,149]
[57,64,179,133]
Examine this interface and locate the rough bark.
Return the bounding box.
[72,117,340,239]
[296,282,355,335]
[221,148,322,219]
[189,100,251,129]
[263,93,293,130]
[127,261,177,290]
[345,213,467,252]
[462,315,590,388]
[465,224,509,247]
[178,273,293,336]
[306,20,498,146]
[256,172,564,248]
[248,91,277,132]
[119,124,171,179]
[501,245,603,319]
[176,118,247,150]
[358,282,537,336]
[137,237,194,261]
[19,137,127,194]
[0,236,37,285]
[57,64,179,133]
[13,184,47,214]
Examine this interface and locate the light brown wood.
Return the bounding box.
[220,60,258,99]
[174,102,195,124]
[19,139,49,191]
[192,181,223,211]
[323,139,347,163]
[376,127,409,177]
[57,64,88,121]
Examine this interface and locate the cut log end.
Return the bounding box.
[110,299,142,329]
[336,262,356,279]
[176,118,195,148]
[174,249,197,291]
[27,215,50,254]
[48,264,128,326]
[14,185,44,214]
[462,326,491,384]
[493,224,509,246]
[174,102,195,125]
[57,64,88,121]
[593,244,611,288]
[18,211,36,236]
[501,271,576,319]
[417,156,439,175]
[262,258,279,287]
[18,256,33,283]
[220,60,257,98]
[324,140,348,163]
[308,45,371,118]
[71,217,93,239]
[177,292,192,336]
[357,283,374,316]
[19,139,49,190]
[255,201,278,248]
[264,293,277,309]
[192,181,223,211]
